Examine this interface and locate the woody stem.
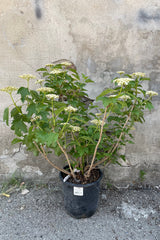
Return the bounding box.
[57,140,76,179]
[34,141,71,176]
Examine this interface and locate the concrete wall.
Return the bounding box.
[0,0,160,184]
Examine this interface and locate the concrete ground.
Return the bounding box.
[0,181,160,240]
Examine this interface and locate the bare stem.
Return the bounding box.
[10,94,21,114]
[79,156,83,169]
[93,103,135,168]
[71,132,76,151]
[33,141,71,176]
[57,140,76,178]
[85,105,110,177]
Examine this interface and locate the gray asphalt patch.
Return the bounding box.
[0,183,159,240]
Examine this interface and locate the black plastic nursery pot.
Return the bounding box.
[59,168,103,219]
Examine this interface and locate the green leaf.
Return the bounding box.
[108,116,124,123]
[3,107,9,126]
[27,103,36,117]
[16,121,28,132]
[54,106,66,117]
[128,133,134,139]
[30,90,39,99]
[46,132,59,147]
[98,97,117,107]
[76,146,87,157]
[96,89,116,100]
[53,144,62,156]
[127,93,142,104]
[35,130,47,144]
[71,116,87,123]
[11,138,22,144]
[11,120,27,136]
[85,79,94,83]
[115,161,122,166]
[36,68,47,72]
[145,102,154,110]
[11,107,21,118]
[120,155,126,161]
[35,131,59,147]
[127,140,135,144]
[43,72,50,77]
[17,87,30,102]
[78,136,94,143]
[141,77,150,81]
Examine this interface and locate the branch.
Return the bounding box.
[85,105,110,177]
[93,104,135,168]
[33,141,71,176]
[57,140,76,178]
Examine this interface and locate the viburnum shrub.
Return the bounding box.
[0,63,158,181]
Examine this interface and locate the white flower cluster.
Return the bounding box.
[132,72,145,78]
[0,86,18,94]
[35,79,45,84]
[146,91,158,97]
[46,94,59,100]
[119,95,131,100]
[95,113,102,117]
[37,87,54,93]
[61,61,72,66]
[113,78,133,86]
[70,125,81,132]
[19,74,36,81]
[50,69,64,74]
[108,94,117,98]
[60,123,80,132]
[60,123,69,126]
[64,106,78,112]
[91,119,103,125]
[45,63,55,67]
[31,116,40,122]
[117,71,125,74]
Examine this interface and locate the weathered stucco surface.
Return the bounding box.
[0,0,160,184]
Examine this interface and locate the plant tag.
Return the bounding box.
[73,187,83,196]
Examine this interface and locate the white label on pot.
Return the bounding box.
[73,187,83,196]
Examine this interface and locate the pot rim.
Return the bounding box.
[59,167,103,187]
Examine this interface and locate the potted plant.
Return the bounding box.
[0,61,158,218]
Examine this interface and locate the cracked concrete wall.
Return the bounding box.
[0,0,160,184]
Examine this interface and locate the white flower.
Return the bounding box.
[132,72,146,78]
[19,74,36,81]
[60,123,69,126]
[61,61,72,66]
[64,106,78,112]
[95,113,102,117]
[70,126,81,132]
[0,86,18,94]
[35,79,45,84]
[108,94,117,98]
[119,95,131,100]
[37,87,54,93]
[46,94,59,100]
[117,71,125,74]
[91,119,103,125]
[146,91,158,97]
[113,78,133,86]
[45,63,55,67]
[50,69,64,74]
[31,116,40,122]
